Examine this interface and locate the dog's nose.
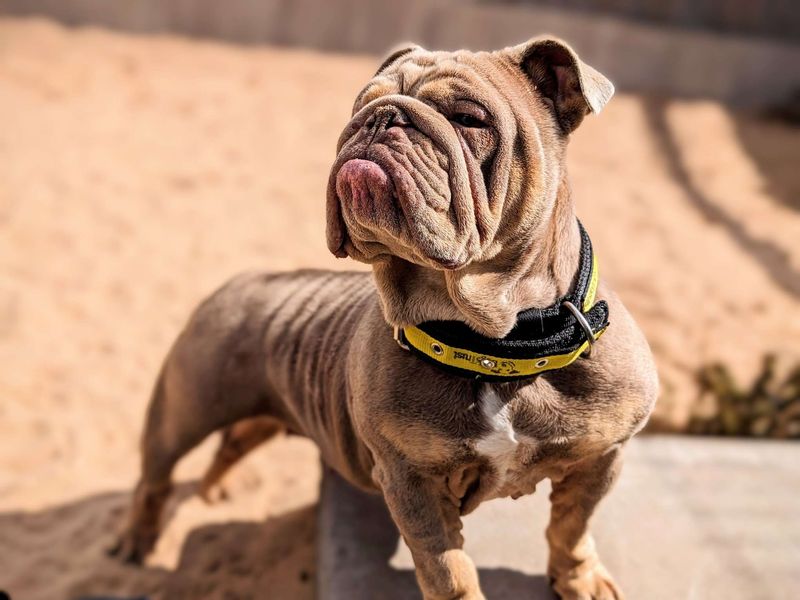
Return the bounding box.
[364,106,409,131]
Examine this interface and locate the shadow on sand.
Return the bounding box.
[734,111,800,213]
[0,482,315,600]
[0,478,552,599]
[641,97,800,299]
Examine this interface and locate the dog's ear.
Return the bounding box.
[375,43,421,76]
[514,37,614,134]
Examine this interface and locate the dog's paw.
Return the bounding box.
[422,592,485,600]
[197,480,230,504]
[106,530,157,565]
[549,562,623,600]
[198,467,263,504]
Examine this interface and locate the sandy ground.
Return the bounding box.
[0,17,798,600]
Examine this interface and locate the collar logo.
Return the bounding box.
[453,351,520,375]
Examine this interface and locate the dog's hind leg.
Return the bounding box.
[109,351,254,564]
[110,273,292,564]
[108,365,206,564]
[198,416,284,502]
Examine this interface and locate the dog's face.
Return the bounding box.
[326,38,613,271]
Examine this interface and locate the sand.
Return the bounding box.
[0,17,797,600]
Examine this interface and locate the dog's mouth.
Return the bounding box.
[326,156,394,262]
[333,158,398,254]
[326,96,483,270]
[330,154,461,270]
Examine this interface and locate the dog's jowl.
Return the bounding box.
[112,37,658,600]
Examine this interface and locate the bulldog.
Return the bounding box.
[112,37,657,600]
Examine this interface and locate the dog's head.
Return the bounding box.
[326,37,613,272]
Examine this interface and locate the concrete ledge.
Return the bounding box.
[318,435,800,599]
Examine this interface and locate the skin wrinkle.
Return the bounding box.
[382,135,468,256]
[418,140,442,172]
[452,60,513,203]
[431,121,495,246]
[374,145,455,261]
[500,128,566,311]
[261,274,318,345]
[457,134,491,244]
[402,143,450,212]
[395,145,449,213]
[283,274,338,356]
[269,274,339,429]
[490,56,552,229]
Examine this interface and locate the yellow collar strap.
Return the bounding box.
[394,220,609,381]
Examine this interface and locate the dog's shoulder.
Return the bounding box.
[522,282,658,446]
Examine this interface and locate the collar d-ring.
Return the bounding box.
[562,300,597,358]
[393,325,410,351]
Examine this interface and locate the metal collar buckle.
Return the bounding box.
[393,326,410,351]
[562,300,597,358]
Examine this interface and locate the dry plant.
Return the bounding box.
[689,355,800,438]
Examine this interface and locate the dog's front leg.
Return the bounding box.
[546,445,625,600]
[375,459,484,600]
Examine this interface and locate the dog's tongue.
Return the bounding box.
[335,159,392,213]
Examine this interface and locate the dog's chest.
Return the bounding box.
[472,385,566,498]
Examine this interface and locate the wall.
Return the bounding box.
[2,0,800,106]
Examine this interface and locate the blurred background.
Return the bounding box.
[0,1,798,599]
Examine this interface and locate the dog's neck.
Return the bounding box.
[373,178,582,338]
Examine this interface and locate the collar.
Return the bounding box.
[394,220,609,381]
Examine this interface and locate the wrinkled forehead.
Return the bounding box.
[354,49,524,113]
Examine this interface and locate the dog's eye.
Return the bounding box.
[452,113,485,128]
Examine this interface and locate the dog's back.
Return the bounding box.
[170,269,380,482]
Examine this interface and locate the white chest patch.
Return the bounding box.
[474,386,524,487]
